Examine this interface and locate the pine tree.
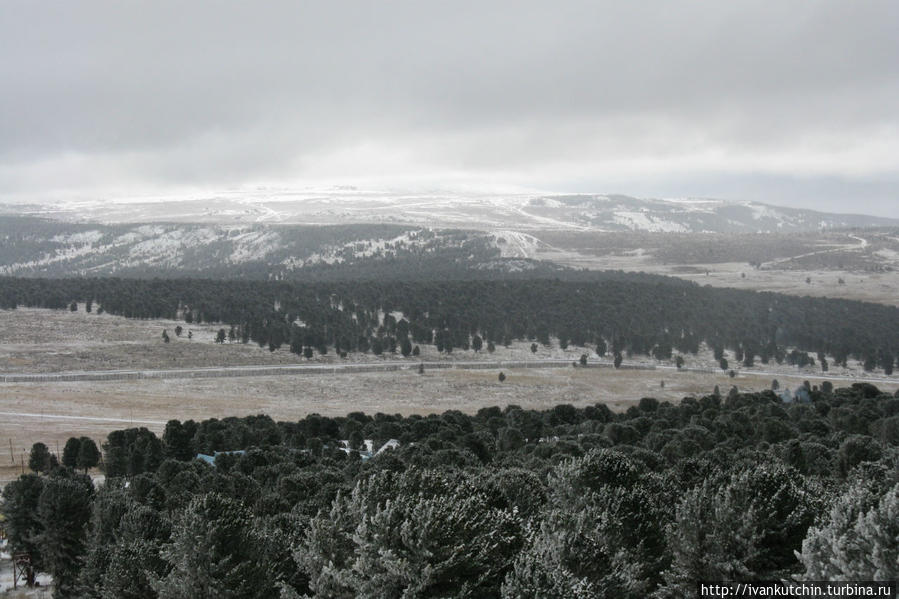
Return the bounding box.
[37,474,95,598]
[153,492,274,599]
[28,442,54,474]
[62,437,81,469]
[76,437,100,472]
[799,482,899,580]
[1,474,46,576]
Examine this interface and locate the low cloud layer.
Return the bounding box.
[1,1,896,215]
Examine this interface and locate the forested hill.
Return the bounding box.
[0,216,564,279]
[4,383,898,596]
[2,274,897,371]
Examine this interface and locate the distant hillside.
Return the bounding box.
[523,195,899,233]
[0,216,563,280]
[3,190,896,233]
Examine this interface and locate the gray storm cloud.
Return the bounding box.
[0,1,896,215]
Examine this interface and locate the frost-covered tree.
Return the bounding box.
[297,469,524,598]
[153,492,274,599]
[504,450,669,598]
[657,463,817,594]
[798,482,899,580]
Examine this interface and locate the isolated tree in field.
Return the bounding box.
[401,337,412,357]
[675,355,684,370]
[188,330,193,340]
[77,437,100,472]
[771,379,780,390]
[162,329,170,343]
[472,335,483,352]
[580,353,588,366]
[69,301,77,312]
[412,345,420,356]
[719,357,729,371]
[487,341,496,353]
[174,325,182,337]
[228,325,236,343]
[418,362,425,375]
[303,346,314,359]
[62,437,81,469]
[530,343,538,354]
[85,299,92,313]
[28,442,54,474]
[215,328,226,344]
[613,352,623,369]
[498,371,506,382]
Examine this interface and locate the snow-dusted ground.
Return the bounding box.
[0,542,52,596]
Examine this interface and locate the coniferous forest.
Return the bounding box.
[1,274,897,371]
[3,384,898,597]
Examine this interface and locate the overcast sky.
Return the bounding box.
[1,1,897,215]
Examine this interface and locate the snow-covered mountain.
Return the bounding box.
[521,195,899,233]
[2,190,895,233]
[1,191,896,279]
[0,217,557,279]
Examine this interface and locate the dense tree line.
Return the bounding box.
[1,274,897,371]
[3,383,898,597]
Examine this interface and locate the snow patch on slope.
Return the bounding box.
[490,230,545,258]
[228,230,281,263]
[612,211,688,233]
[51,230,104,244]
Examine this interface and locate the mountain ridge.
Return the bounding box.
[2,191,896,233]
